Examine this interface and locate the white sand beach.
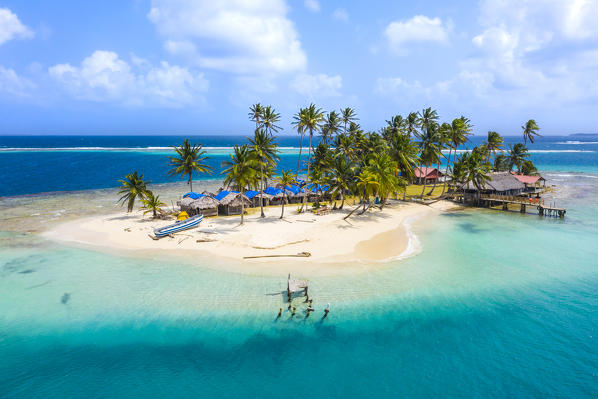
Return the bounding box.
[44,200,458,275]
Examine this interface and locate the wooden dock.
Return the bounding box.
[451,193,566,218]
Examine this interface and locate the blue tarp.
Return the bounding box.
[245,190,259,199]
[183,192,204,199]
[285,185,303,195]
[264,187,284,196]
[214,190,230,201]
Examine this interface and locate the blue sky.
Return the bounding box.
[1,0,597,135]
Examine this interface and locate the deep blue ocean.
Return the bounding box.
[1,134,597,197]
[1,134,598,398]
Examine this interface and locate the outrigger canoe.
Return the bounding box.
[154,214,204,238]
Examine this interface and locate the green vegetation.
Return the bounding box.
[117,103,542,221]
[140,191,167,218]
[118,171,149,212]
[168,138,212,192]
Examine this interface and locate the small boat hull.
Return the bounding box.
[154,214,204,238]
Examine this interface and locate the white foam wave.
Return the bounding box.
[0,146,302,152]
[545,173,598,179]
[451,149,595,154]
[555,141,598,145]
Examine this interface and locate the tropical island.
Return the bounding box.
[47,104,547,270]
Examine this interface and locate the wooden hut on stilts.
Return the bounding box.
[287,273,309,302]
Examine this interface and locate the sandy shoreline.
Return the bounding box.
[44,200,459,275]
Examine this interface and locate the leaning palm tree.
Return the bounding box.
[248,103,264,129]
[522,119,541,144]
[221,145,258,225]
[117,171,149,212]
[248,128,279,218]
[168,139,212,192]
[140,190,166,218]
[277,170,295,219]
[261,105,282,135]
[321,111,342,144]
[292,103,325,211]
[340,107,358,133]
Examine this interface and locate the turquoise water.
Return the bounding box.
[1,137,598,397]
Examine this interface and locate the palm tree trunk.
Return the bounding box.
[442,148,452,195]
[431,162,440,195]
[420,164,428,198]
[340,192,344,210]
[296,133,304,177]
[302,131,313,212]
[259,165,265,218]
[241,191,245,225]
[189,174,193,192]
[280,193,285,219]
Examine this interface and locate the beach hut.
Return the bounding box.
[245,190,273,208]
[414,167,444,184]
[511,173,546,193]
[264,186,286,205]
[216,191,252,215]
[179,194,220,217]
[284,184,306,204]
[460,172,526,203]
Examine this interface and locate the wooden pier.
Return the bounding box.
[451,193,566,218]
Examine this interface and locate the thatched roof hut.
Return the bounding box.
[180,195,220,216]
[219,192,251,206]
[460,172,525,194]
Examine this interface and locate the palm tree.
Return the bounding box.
[484,131,504,162]
[387,130,419,200]
[441,117,472,195]
[292,103,325,211]
[415,108,441,197]
[340,107,358,133]
[277,170,295,219]
[520,160,539,175]
[140,190,166,218]
[248,103,264,129]
[261,105,282,135]
[292,107,306,177]
[248,128,279,218]
[508,143,530,172]
[118,171,149,212]
[355,170,378,214]
[406,112,419,138]
[365,153,400,208]
[327,155,353,209]
[221,145,258,225]
[321,111,342,144]
[168,139,212,192]
[493,153,510,172]
[522,119,541,144]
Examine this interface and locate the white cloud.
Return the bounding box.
[0,8,33,45]
[332,8,348,22]
[385,15,449,54]
[0,66,35,97]
[290,73,342,97]
[304,0,320,13]
[459,0,598,103]
[49,50,208,107]
[148,0,307,75]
